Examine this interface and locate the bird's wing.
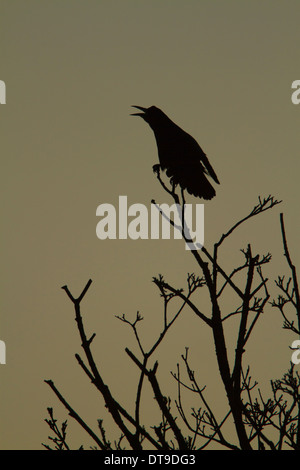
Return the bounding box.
[182,131,220,185]
[199,152,220,185]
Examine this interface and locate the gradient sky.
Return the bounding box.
[1,1,299,449]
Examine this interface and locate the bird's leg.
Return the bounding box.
[181,188,186,206]
[154,168,175,197]
[171,179,176,194]
[181,188,186,235]
[169,176,179,195]
[152,163,161,174]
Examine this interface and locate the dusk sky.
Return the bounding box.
[1,1,299,449]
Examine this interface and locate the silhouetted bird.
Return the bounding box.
[131,105,220,200]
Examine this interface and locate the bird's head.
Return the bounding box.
[131,105,166,128]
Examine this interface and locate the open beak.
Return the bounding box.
[131,105,148,116]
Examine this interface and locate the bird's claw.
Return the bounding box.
[153,164,160,174]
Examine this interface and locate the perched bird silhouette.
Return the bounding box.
[131,105,220,200]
